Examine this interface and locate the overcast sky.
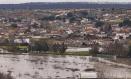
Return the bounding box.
[0,0,131,4]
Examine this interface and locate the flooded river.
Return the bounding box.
[0,54,131,79]
[0,55,94,79]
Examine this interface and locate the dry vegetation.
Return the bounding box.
[0,72,13,79]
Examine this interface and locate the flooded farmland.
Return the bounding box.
[0,54,130,79]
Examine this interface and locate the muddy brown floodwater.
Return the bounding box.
[0,54,130,79]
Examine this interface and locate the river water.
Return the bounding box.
[0,54,130,79]
[0,55,94,79]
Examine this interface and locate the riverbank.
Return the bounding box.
[0,51,91,56]
[29,51,91,56]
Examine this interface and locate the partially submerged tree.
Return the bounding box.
[89,42,99,56]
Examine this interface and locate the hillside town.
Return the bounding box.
[0,9,130,57]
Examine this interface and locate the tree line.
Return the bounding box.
[29,41,67,54]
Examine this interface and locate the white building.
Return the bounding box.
[66,47,92,52]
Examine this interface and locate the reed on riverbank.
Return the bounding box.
[0,72,13,79]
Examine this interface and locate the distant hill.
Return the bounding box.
[0,2,131,9]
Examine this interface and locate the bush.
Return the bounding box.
[52,43,67,54]
[89,46,99,56]
[30,41,49,52]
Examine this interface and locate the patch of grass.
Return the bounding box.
[64,52,91,56]
[0,51,92,57]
